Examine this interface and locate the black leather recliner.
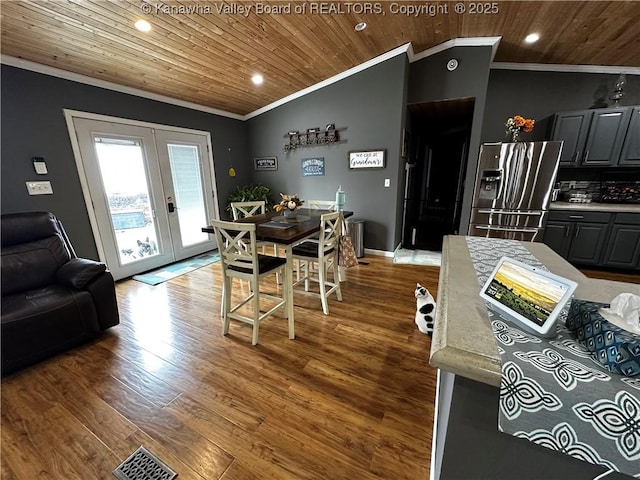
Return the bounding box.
[1,212,119,374]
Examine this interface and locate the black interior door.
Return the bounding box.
[403,98,475,251]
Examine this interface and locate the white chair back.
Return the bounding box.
[319,211,342,254]
[231,201,266,220]
[307,199,336,211]
[211,220,258,279]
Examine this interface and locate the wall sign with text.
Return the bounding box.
[348,150,386,169]
[301,157,325,176]
[254,156,278,171]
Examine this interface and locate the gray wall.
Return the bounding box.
[1,65,248,259]
[247,55,408,252]
[482,70,640,143]
[408,46,494,233]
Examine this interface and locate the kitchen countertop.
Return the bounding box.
[429,235,639,387]
[550,201,640,213]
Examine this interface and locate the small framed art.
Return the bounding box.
[254,156,278,171]
[348,150,385,169]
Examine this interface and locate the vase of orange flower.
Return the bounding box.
[505,115,535,142]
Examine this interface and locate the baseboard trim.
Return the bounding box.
[364,248,394,258]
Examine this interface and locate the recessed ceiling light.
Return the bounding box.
[252,74,264,86]
[355,22,367,32]
[525,33,540,44]
[135,20,151,32]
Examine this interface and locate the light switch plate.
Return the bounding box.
[26,181,53,195]
[384,179,390,187]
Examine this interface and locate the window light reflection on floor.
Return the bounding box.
[129,286,176,372]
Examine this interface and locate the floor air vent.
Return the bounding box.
[113,446,178,480]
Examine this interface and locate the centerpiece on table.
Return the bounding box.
[505,115,535,142]
[275,193,304,218]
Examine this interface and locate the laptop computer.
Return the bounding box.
[479,256,578,338]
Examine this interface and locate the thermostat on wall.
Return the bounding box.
[447,59,459,71]
[32,156,48,174]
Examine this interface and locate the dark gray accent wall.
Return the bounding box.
[246,55,408,252]
[1,65,248,259]
[482,70,640,144]
[409,46,494,233]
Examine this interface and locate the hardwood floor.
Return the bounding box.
[580,267,640,284]
[1,255,440,480]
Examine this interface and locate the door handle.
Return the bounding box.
[168,202,175,213]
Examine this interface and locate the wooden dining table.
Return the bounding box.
[202,208,353,330]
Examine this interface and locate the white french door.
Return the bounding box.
[69,115,218,280]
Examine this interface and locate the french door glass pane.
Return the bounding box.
[94,138,159,265]
[167,144,209,247]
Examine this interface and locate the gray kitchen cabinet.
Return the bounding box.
[542,221,572,257]
[551,106,634,167]
[543,211,611,266]
[567,221,609,264]
[619,106,640,166]
[602,213,640,270]
[551,110,592,166]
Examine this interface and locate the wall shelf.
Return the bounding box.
[283,126,346,152]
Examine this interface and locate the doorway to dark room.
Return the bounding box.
[402,97,475,251]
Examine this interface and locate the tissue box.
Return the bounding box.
[566,299,640,377]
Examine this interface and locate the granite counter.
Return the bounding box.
[550,201,640,214]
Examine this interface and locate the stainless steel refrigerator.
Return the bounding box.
[469,141,563,241]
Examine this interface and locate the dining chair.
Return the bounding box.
[291,211,342,315]
[210,219,292,345]
[306,199,337,210]
[297,199,337,279]
[231,200,266,220]
[231,200,281,281]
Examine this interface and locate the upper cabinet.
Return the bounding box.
[551,106,634,167]
[619,106,640,166]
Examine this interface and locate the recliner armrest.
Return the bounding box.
[56,258,107,289]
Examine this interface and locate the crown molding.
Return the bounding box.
[491,62,640,75]
[408,36,502,64]
[0,55,244,121]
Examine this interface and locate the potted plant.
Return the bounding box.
[226,184,275,213]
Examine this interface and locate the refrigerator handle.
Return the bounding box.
[573,150,581,163]
[475,225,539,233]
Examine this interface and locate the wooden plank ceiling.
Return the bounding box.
[2,1,639,116]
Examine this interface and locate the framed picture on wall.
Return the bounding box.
[254,156,278,171]
[348,150,386,169]
[301,157,325,176]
